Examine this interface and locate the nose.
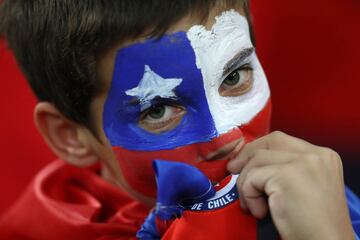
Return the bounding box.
[198,128,244,161]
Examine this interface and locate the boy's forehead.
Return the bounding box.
[101,9,263,151]
[97,6,246,92]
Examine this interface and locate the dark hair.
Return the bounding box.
[0,0,251,128]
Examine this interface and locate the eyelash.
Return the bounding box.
[139,101,185,134]
[230,63,253,75]
[219,63,254,97]
[140,103,168,120]
[140,98,177,117]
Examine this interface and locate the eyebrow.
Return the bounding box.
[127,96,172,107]
[128,97,140,106]
[222,47,254,77]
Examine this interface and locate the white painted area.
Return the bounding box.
[125,65,183,109]
[187,10,270,134]
[208,174,238,201]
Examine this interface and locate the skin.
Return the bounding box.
[227,131,354,239]
[33,4,355,240]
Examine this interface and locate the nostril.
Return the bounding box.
[198,128,244,160]
[207,149,230,161]
[205,138,243,161]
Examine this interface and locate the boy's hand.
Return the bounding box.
[227,131,354,240]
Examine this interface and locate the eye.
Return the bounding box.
[139,104,186,134]
[219,64,254,97]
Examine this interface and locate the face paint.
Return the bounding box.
[104,31,217,151]
[187,10,270,134]
[103,10,271,198]
[125,65,183,111]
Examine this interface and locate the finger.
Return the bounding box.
[236,150,296,211]
[227,131,316,173]
[236,149,297,189]
[228,148,297,174]
[240,165,279,219]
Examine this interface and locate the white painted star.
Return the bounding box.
[125,65,183,109]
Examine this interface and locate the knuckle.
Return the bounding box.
[241,168,259,190]
[254,149,267,157]
[318,147,342,166]
[246,168,258,180]
[242,142,253,153]
[282,164,298,177]
[300,153,322,170]
[269,131,287,143]
[319,147,334,158]
[270,131,285,138]
[327,148,343,170]
[303,152,320,162]
[328,148,341,161]
[243,143,263,159]
[242,169,265,195]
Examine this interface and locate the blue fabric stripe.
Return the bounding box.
[136,211,160,240]
[153,160,215,220]
[346,187,360,238]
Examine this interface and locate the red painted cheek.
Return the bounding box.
[197,100,272,182]
[113,129,245,197]
[242,99,272,141]
[113,99,272,198]
[113,144,201,197]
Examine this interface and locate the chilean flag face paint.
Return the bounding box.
[103,10,271,198]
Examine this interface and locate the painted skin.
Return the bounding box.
[103,11,271,198]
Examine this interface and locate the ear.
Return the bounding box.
[34,102,99,167]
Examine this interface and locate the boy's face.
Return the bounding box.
[94,8,271,201]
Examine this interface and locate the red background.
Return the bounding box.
[0,0,359,214]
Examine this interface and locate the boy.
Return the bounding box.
[0,0,359,239]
